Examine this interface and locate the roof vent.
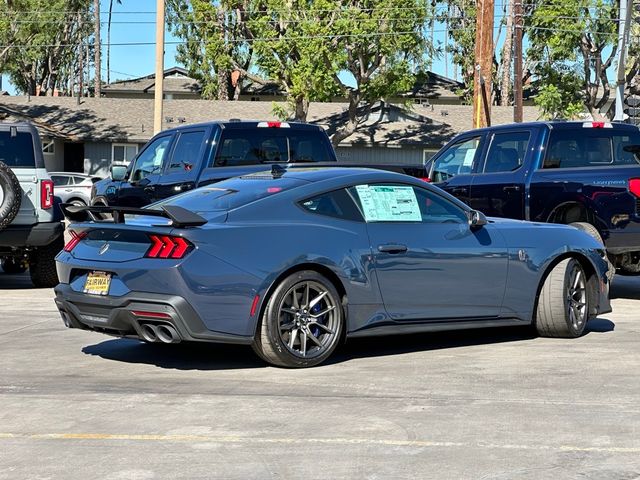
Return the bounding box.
[229,118,241,122]
[165,116,174,123]
[440,110,449,116]
[177,117,186,123]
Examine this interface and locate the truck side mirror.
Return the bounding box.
[110,164,127,181]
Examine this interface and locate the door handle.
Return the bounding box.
[144,186,155,193]
[449,187,467,195]
[503,185,521,193]
[378,244,408,254]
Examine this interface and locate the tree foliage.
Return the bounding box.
[526,0,618,118]
[0,0,92,95]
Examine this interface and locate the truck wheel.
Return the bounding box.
[569,222,614,281]
[0,160,22,231]
[29,236,64,288]
[535,258,590,338]
[252,270,344,368]
[1,258,27,274]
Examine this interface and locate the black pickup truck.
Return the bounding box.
[425,121,640,274]
[93,120,426,209]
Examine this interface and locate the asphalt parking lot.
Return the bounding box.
[0,272,639,480]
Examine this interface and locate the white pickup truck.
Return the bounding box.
[0,123,64,287]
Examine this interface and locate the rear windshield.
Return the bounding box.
[149,175,308,212]
[211,129,334,167]
[542,129,640,168]
[0,131,36,167]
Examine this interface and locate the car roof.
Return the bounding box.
[240,166,411,184]
[459,121,640,136]
[49,172,93,177]
[160,120,325,135]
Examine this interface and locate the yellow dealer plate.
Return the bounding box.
[83,271,111,296]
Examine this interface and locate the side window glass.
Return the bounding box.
[51,175,70,186]
[130,136,171,182]
[483,131,530,173]
[432,137,481,182]
[168,131,205,172]
[350,184,468,224]
[543,131,627,169]
[300,189,363,221]
[613,134,640,165]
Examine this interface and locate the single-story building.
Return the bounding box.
[0,96,541,177]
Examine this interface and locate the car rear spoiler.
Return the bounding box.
[59,203,208,228]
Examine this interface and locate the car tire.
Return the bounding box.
[0,160,22,231]
[252,270,344,368]
[535,258,590,338]
[569,222,614,281]
[1,258,27,274]
[29,235,64,288]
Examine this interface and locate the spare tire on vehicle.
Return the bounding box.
[0,160,21,231]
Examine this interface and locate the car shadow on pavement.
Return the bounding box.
[82,339,266,370]
[81,320,613,370]
[0,271,38,290]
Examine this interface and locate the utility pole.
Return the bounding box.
[614,0,633,121]
[154,0,165,134]
[78,12,84,104]
[513,0,523,122]
[94,0,102,97]
[473,0,494,128]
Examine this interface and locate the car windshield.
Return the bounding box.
[148,175,308,212]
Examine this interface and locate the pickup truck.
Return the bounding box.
[93,120,426,209]
[0,123,64,287]
[425,121,640,274]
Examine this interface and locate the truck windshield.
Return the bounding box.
[148,176,308,212]
[0,132,35,167]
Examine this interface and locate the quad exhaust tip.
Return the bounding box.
[138,322,181,344]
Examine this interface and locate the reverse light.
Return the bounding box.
[41,179,54,209]
[629,178,640,197]
[64,230,87,252]
[146,235,192,259]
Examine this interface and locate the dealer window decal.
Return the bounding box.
[355,185,422,222]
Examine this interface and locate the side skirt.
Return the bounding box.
[347,318,531,339]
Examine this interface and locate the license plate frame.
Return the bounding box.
[83,271,112,296]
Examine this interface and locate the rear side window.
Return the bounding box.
[543,130,640,168]
[300,189,363,221]
[431,137,481,182]
[212,129,333,167]
[167,131,206,172]
[483,131,530,173]
[0,132,36,167]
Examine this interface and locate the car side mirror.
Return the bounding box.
[468,210,488,229]
[110,164,127,181]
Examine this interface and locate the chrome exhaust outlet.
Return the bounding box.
[139,323,159,342]
[156,324,181,344]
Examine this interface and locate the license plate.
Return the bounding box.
[83,271,112,296]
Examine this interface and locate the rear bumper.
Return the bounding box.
[53,284,254,345]
[0,222,64,248]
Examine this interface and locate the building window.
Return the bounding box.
[42,139,55,155]
[112,143,138,164]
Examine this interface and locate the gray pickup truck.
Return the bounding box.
[0,123,64,287]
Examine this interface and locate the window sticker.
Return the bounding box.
[355,185,422,222]
[462,148,476,167]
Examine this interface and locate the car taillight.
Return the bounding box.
[257,121,290,128]
[64,230,87,252]
[146,235,192,259]
[629,178,640,197]
[41,179,54,209]
[420,177,432,183]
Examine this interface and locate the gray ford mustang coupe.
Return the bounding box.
[54,167,611,367]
